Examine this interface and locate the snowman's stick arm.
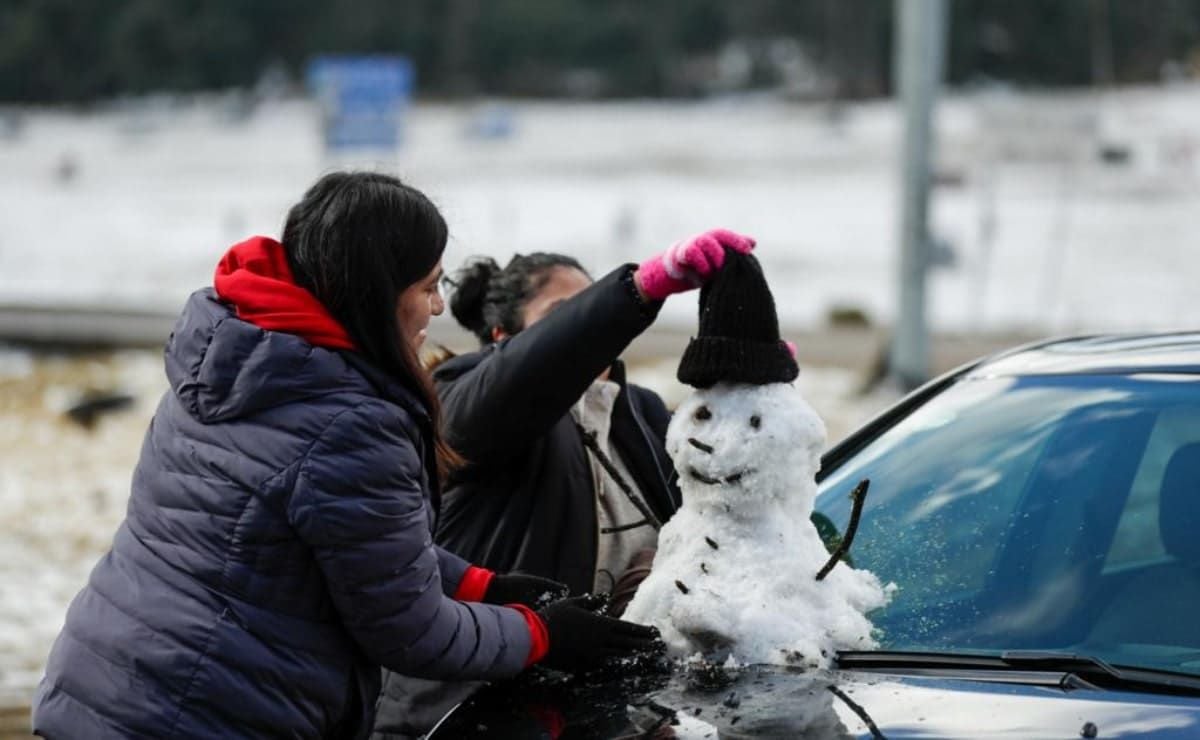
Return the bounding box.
[576,422,662,530]
[815,478,870,581]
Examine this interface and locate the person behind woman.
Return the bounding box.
[432,232,753,602]
[372,232,754,738]
[31,172,658,740]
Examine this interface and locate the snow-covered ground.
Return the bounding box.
[1,83,1198,335]
[0,349,163,701]
[2,82,1199,711]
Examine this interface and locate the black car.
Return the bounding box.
[430,333,1200,738]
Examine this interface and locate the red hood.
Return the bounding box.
[213,236,356,351]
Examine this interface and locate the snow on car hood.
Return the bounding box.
[430,662,1200,739]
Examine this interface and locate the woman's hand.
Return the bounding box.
[634,228,755,301]
[485,572,570,609]
[536,595,662,672]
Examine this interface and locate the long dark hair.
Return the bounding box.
[447,253,588,345]
[282,171,461,476]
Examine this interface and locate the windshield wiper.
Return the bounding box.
[1000,651,1200,696]
[837,650,1200,697]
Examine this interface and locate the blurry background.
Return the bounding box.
[2,0,1200,732]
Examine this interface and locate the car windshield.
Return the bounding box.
[816,372,1200,678]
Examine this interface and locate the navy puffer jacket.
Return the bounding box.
[32,285,532,739]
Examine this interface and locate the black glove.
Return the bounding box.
[537,595,662,672]
[484,573,569,609]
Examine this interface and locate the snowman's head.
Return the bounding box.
[667,381,827,509]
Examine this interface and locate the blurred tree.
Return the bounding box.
[2,0,1200,103]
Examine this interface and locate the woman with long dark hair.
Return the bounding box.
[31,172,657,739]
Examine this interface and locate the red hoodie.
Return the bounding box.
[213,235,356,351]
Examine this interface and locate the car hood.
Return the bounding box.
[429,662,1200,739]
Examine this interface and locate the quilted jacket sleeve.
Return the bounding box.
[286,402,531,679]
[435,545,471,597]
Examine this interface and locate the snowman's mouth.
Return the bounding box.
[688,466,752,485]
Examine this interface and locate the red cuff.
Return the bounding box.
[454,565,494,602]
[512,605,550,667]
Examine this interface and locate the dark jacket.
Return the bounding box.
[31,288,531,740]
[434,265,682,593]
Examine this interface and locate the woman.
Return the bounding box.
[31,172,657,739]
[433,231,754,600]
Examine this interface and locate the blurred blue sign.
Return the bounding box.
[307,56,414,151]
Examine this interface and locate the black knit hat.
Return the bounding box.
[677,249,798,388]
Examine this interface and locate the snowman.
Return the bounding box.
[622,250,893,668]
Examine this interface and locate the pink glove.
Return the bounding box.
[635,228,755,301]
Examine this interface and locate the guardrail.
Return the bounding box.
[0,304,177,349]
[0,303,1041,377]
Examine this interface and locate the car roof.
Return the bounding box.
[965,332,1200,378]
[819,331,1200,479]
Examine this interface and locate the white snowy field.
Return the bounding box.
[0,349,164,704]
[1,83,1198,335]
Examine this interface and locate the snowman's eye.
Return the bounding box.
[695,405,712,421]
[750,415,762,429]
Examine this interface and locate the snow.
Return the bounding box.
[646,668,859,738]
[0,347,33,380]
[2,83,1199,334]
[0,350,165,695]
[623,381,893,668]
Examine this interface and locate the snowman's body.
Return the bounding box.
[622,381,891,668]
